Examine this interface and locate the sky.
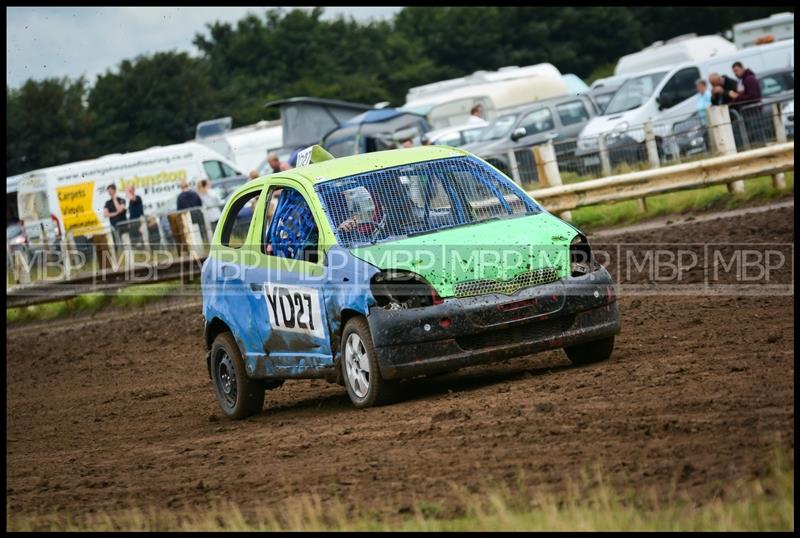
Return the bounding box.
[6,6,402,88]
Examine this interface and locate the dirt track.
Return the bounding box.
[6,206,795,521]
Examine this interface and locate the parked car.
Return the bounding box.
[201,144,620,418]
[420,124,487,147]
[461,93,600,179]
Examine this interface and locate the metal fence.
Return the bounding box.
[478,96,795,186]
[8,207,217,286]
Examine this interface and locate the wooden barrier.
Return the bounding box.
[529,142,794,213]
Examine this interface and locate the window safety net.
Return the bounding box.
[315,156,541,248]
[266,188,319,260]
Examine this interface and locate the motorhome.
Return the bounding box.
[576,38,794,156]
[614,34,737,77]
[16,142,242,241]
[733,12,794,49]
[194,117,284,174]
[403,64,568,129]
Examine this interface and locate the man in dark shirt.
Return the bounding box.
[176,179,203,210]
[708,72,739,106]
[124,185,145,246]
[103,184,127,228]
[126,185,144,219]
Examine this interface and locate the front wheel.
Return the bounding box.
[210,332,264,419]
[564,336,615,365]
[341,317,397,408]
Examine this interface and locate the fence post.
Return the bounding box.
[771,103,787,189]
[707,105,744,193]
[533,141,571,221]
[120,232,134,271]
[92,229,116,272]
[61,233,73,281]
[644,121,660,169]
[507,149,521,184]
[597,134,611,177]
[13,250,31,285]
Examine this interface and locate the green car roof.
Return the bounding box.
[255,145,473,188]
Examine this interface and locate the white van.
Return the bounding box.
[577,39,794,153]
[614,34,737,77]
[16,142,242,240]
[403,64,568,129]
[194,117,283,174]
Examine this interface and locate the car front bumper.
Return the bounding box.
[367,267,621,379]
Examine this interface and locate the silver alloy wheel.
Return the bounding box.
[344,332,370,399]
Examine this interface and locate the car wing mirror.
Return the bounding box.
[510,127,527,141]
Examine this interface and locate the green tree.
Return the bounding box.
[88,51,221,154]
[6,77,94,176]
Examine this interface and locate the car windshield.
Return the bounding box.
[479,113,519,141]
[315,156,541,248]
[604,71,668,115]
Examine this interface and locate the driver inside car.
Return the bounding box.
[336,186,382,239]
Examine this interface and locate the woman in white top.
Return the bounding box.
[197,179,223,226]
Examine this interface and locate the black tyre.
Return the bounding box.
[564,336,615,365]
[341,317,397,408]
[210,332,264,419]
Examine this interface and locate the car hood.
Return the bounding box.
[348,212,579,298]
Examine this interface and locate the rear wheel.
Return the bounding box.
[564,336,615,365]
[210,332,264,419]
[341,317,396,408]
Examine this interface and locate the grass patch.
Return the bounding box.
[6,280,194,324]
[563,172,794,230]
[7,450,793,531]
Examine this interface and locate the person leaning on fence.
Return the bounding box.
[708,72,738,106]
[103,183,127,229]
[695,79,712,126]
[197,179,223,227]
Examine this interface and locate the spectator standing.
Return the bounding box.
[731,62,762,106]
[126,185,144,220]
[695,79,712,125]
[103,184,127,229]
[176,179,203,210]
[125,185,145,246]
[197,179,223,226]
[467,104,489,126]
[731,61,764,144]
[268,153,281,173]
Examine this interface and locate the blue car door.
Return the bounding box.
[241,181,334,378]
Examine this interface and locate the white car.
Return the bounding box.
[421,123,487,147]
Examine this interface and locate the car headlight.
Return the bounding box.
[570,234,595,276]
[613,122,629,132]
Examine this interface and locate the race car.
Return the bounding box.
[201,144,621,418]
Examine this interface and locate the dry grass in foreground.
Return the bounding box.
[7,450,793,531]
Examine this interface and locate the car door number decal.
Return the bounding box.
[264,283,324,338]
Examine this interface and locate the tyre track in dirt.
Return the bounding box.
[6,206,794,521]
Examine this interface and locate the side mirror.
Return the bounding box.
[510,127,527,141]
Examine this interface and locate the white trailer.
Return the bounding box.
[403,64,568,129]
[733,12,794,49]
[194,117,284,175]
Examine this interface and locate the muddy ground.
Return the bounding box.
[6,206,795,521]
